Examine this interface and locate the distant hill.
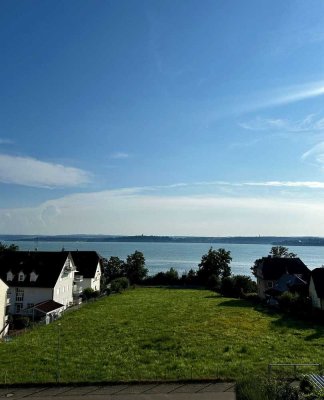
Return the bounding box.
[1,234,324,246]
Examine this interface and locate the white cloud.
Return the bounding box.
[110,152,129,159]
[2,183,324,235]
[239,114,324,132]
[0,154,90,188]
[263,80,324,109]
[301,142,324,168]
[0,138,13,145]
[243,181,324,189]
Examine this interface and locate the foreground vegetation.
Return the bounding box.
[0,287,323,384]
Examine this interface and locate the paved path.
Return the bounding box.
[0,383,236,400]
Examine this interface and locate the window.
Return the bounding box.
[6,271,13,281]
[18,272,25,281]
[30,272,38,282]
[15,303,23,313]
[15,288,24,302]
[267,281,274,288]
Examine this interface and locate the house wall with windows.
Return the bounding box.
[0,251,76,315]
[7,287,52,315]
[53,267,75,307]
[0,278,9,337]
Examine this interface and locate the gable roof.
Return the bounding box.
[256,257,310,280]
[0,251,71,288]
[70,251,102,278]
[311,268,324,298]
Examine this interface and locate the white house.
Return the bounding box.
[0,251,77,317]
[70,251,102,292]
[309,268,324,310]
[0,278,9,337]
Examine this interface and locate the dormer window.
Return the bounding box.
[30,271,38,282]
[7,271,13,281]
[18,271,25,282]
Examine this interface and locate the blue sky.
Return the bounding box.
[2,0,324,235]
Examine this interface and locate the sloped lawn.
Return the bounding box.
[0,288,323,384]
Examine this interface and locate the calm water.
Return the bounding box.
[5,240,324,278]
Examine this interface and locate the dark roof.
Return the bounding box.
[33,300,64,313]
[0,251,71,287]
[311,268,324,298]
[256,257,310,280]
[70,251,102,278]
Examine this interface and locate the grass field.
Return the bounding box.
[0,287,323,384]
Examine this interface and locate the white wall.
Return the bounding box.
[0,279,8,337]
[7,287,52,314]
[309,278,322,309]
[82,262,101,292]
[53,257,75,307]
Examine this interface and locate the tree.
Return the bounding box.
[0,242,19,252]
[104,256,125,282]
[269,246,296,258]
[197,247,232,286]
[220,275,257,298]
[251,246,297,277]
[123,250,148,284]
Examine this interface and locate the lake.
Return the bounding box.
[5,240,324,277]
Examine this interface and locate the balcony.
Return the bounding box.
[73,286,83,296]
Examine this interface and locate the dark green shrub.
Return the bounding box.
[220,275,257,298]
[82,287,95,299]
[236,378,301,400]
[110,277,130,293]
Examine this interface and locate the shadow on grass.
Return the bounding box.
[270,313,324,340]
[217,299,253,308]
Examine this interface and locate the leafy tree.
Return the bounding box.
[197,247,232,286]
[0,242,19,252]
[269,246,297,258]
[123,250,148,284]
[104,256,125,282]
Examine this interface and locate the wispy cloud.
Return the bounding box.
[110,152,130,160]
[239,114,324,132]
[243,181,324,189]
[301,142,324,168]
[263,80,324,109]
[0,138,13,145]
[0,154,90,188]
[2,186,324,236]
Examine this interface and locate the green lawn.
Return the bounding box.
[0,287,323,384]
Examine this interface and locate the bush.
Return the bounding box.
[110,277,130,293]
[220,275,257,298]
[145,268,180,286]
[82,287,99,300]
[181,268,199,286]
[236,377,301,400]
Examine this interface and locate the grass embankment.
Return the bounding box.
[0,287,323,384]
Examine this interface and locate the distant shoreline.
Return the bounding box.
[1,234,324,246]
